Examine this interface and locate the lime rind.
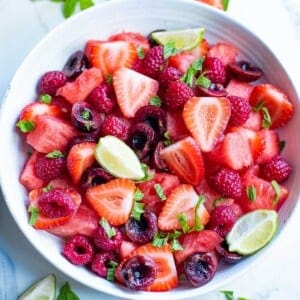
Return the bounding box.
[226,209,278,256]
[151,28,205,51]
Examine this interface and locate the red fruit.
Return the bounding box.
[91,252,118,278]
[56,68,103,104]
[158,66,183,87]
[26,115,78,153]
[197,0,224,10]
[166,111,190,141]
[100,115,129,141]
[260,155,292,183]
[183,38,209,58]
[203,57,226,84]
[227,95,251,126]
[93,224,122,251]
[51,96,72,118]
[226,79,254,102]
[183,97,231,152]
[19,151,46,191]
[137,172,180,215]
[90,41,137,76]
[84,39,103,61]
[38,71,67,96]
[249,84,293,128]
[113,67,159,118]
[67,142,96,185]
[86,178,135,226]
[168,53,195,73]
[119,240,139,260]
[207,42,238,66]
[174,230,222,265]
[141,46,165,78]
[158,184,210,231]
[242,111,262,131]
[160,137,205,185]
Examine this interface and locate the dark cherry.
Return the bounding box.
[196,83,228,97]
[125,211,158,244]
[184,252,218,287]
[215,241,243,264]
[228,61,263,82]
[63,50,89,79]
[122,255,157,290]
[147,29,166,48]
[71,102,103,132]
[134,105,166,137]
[152,141,167,171]
[127,123,156,159]
[81,167,114,190]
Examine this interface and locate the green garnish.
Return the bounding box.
[131,188,145,221]
[170,238,183,251]
[221,290,234,300]
[154,183,167,201]
[16,120,35,133]
[152,232,169,248]
[99,217,116,239]
[80,109,91,120]
[137,163,154,183]
[149,95,162,107]
[223,0,230,11]
[246,186,257,202]
[106,260,118,282]
[57,282,80,300]
[177,212,190,233]
[181,58,204,87]
[28,206,39,226]
[196,73,211,88]
[271,180,281,205]
[137,46,145,59]
[39,94,52,104]
[212,197,226,208]
[253,101,264,112]
[46,150,65,158]
[194,196,205,231]
[163,131,172,146]
[133,188,144,201]
[163,41,181,59]
[261,107,272,129]
[106,74,113,84]
[42,185,53,193]
[61,0,94,18]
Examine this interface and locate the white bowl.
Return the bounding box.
[0,0,299,299]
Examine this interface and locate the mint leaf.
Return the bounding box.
[99,218,116,239]
[177,212,190,233]
[221,290,234,300]
[246,186,256,202]
[194,196,205,231]
[170,238,183,251]
[181,58,204,87]
[106,74,113,84]
[133,188,144,201]
[57,282,80,300]
[16,120,35,133]
[154,183,167,201]
[28,206,39,226]
[261,107,272,129]
[152,232,169,248]
[106,260,118,282]
[212,197,226,208]
[79,0,94,10]
[46,150,65,158]
[149,95,162,107]
[42,185,53,193]
[39,94,52,104]
[223,0,230,11]
[137,46,145,59]
[136,164,154,183]
[131,189,145,221]
[163,131,172,146]
[63,0,79,18]
[253,101,264,112]
[196,74,211,88]
[271,180,281,205]
[163,41,181,59]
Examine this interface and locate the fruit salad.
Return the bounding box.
[17,27,294,292]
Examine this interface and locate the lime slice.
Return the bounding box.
[95,135,144,180]
[151,28,205,51]
[18,274,56,300]
[226,209,279,255]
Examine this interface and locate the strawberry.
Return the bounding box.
[66,142,96,185]
[56,67,103,104]
[47,204,99,238]
[183,97,231,152]
[113,67,159,118]
[226,79,254,102]
[197,0,224,10]
[183,38,209,58]
[84,39,103,61]
[242,111,262,131]
[166,111,190,141]
[28,187,81,229]
[19,151,46,191]
[26,115,78,153]
[86,178,135,226]
[158,184,210,231]
[207,42,238,65]
[174,230,222,265]
[90,41,137,77]
[119,240,139,260]
[168,53,196,73]
[160,137,205,185]
[249,83,293,128]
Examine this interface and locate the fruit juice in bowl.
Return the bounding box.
[0,0,299,299]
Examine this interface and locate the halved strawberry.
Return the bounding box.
[174,230,222,265]
[113,67,159,118]
[249,84,293,128]
[242,111,262,131]
[207,42,238,65]
[158,184,210,231]
[119,240,139,260]
[26,115,78,153]
[66,142,96,185]
[166,111,190,142]
[56,67,103,104]
[86,178,135,226]
[226,79,254,102]
[183,97,231,152]
[160,137,205,185]
[168,53,196,73]
[90,41,137,77]
[28,187,81,229]
[84,39,103,61]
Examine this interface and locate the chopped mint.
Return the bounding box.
[221,290,234,300]
[212,197,226,208]
[253,101,264,112]
[271,180,281,205]
[149,95,162,107]
[57,282,80,300]
[99,217,116,239]
[261,107,272,129]
[46,150,65,158]
[279,140,286,152]
[137,163,154,183]
[177,212,190,233]
[131,189,145,221]
[137,46,145,59]
[181,58,204,87]
[62,0,79,18]
[163,131,172,146]
[16,120,35,133]
[39,94,52,104]
[79,0,94,10]
[152,232,169,248]
[163,41,181,59]
[223,0,230,11]
[106,74,113,84]
[170,238,183,251]
[133,188,144,201]
[42,185,53,193]
[246,186,256,202]
[154,183,167,201]
[194,196,205,231]
[28,206,39,226]
[80,109,91,120]
[106,260,118,282]
[196,74,211,88]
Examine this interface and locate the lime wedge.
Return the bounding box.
[226,209,279,255]
[151,28,205,51]
[95,135,144,180]
[18,274,56,300]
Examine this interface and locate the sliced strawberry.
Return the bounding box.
[56,67,103,104]
[84,39,103,61]
[226,79,254,102]
[166,111,190,142]
[249,84,293,128]
[137,172,180,215]
[113,67,159,118]
[207,42,238,65]
[242,111,262,131]
[160,137,205,185]
[26,115,78,153]
[119,240,139,260]
[86,178,135,226]
[90,41,137,77]
[168,53,195,73]
[66,142,96,185]
[197,0,224,10]
[158,184,210,231]
[28,187,81,230]
[183,97,231,152]
[174,230,222,265]
[183,38,209,58]
[19,151,46,191]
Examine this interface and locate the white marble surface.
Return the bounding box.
[0,0,300,299]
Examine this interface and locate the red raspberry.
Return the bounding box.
[163,80,194,110]
[35,152,66,181]
[38,188,76,218]
[213,168,242,199]
[38,71,67,96]
[227,95,251,126]
[260,155,292,183]
[141,46,165,78]
[158,66,183,87]
[100,115,129,141]
[91,252,118,278]
[203,57,226,84]
[63,235,94,265]
[87,83,116,114]
[93,224,122,251]
[208,205,238,237]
